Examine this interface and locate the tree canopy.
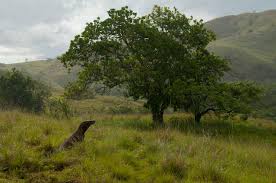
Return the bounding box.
[59,6,261,124]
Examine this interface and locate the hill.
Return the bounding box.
[206,10,276,83]
[0,59,77,91]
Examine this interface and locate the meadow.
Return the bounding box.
[0,97,275,182]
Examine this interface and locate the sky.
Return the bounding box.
[0,0,276,64]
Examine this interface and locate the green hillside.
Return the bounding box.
[0,60,78,91]
[206,10,276,83]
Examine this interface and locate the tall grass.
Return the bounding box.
[0,110,275,182]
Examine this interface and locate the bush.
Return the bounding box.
[45,97,72,119]
[0,68,50,112]
[64,82,95,100]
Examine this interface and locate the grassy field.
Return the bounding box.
[68,96,149,116]
[0,109,275,182]
[1,9,276,183]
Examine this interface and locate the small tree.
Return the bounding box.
[59,6,228,125]
[172,81,262,123]
[0,68,51,112]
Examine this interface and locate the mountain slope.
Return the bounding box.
[0,59,78,90]
[206,10,276,83]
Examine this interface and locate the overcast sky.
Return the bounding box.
[0,0,275,64]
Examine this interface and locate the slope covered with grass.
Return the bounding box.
[0,111,275,182]
[0,60,77,91]
[206,10,276,83]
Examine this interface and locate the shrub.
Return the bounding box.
[0,68,51,112]
[45,97,72,119]
[64,82,95,100]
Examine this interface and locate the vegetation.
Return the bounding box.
[45,97,72,119]
[0,110,275,182]
[1,11,276,121]
[59,6,261,124]
[0,68,51,112]
[255,84,276,121]
[64,82,96,100]
[0,59,78,91]
[68,96,149,116]
[59,5,220,124]
[172,81,262,123]
[0,6,275,183]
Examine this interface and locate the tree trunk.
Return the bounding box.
[152,110,164,125]
[194,113,202,124]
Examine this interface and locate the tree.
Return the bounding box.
[172,81,262,123]
[59,6,228,125]
[0,68,51,112]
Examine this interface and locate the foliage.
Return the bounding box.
[254,84,276,121]
[45,97,72,119]
[59,6,228,124]
[0,68,51,112]
[64,81,95,100]
[172,81,263,123]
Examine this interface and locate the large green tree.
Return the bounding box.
[59,6,229,124]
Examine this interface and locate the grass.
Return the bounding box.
[68,96,150,115]
[0,9,276,182]
[0,110,275,182]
